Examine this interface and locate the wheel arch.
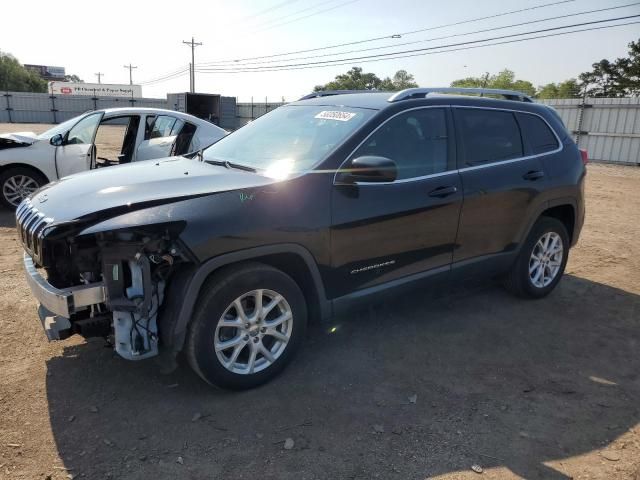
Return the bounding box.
[160,244,331,356]
[0,163,51,184]
[541,202,576,242]
[519,198,577,253]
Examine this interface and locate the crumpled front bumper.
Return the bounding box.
[23,253,106,340]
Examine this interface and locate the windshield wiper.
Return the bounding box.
[205,159,257,173]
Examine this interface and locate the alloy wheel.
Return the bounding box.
[3,175,39,207]
[214,289,293,374]
[529,231,564,288]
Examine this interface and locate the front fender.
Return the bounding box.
[160,243,331,356]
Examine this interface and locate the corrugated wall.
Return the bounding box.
[1,91,284,132]
[236,101,285,128]
[540,97,640,165]
[1,91,168,124]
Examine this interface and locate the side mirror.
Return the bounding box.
[50,133,64,146]
[337,156,397,184]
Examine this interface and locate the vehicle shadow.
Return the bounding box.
[0,208,15,228]
[44,274,640,479]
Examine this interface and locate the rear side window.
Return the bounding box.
[456,109,523,165]
[516,113,559,154]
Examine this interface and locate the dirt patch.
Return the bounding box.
[0,161,638,479]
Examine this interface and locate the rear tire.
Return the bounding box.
[0,167,47,209]
[186,262,307,390]
[503,216,570,299]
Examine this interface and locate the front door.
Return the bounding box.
[56,112,103,178]
[329,107,462,299]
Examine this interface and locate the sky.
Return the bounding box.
[1,0,639,102]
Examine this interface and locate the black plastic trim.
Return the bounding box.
[169,243,331,350]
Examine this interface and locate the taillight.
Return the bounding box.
[579,149,589,165]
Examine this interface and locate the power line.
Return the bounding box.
[195,14,640,72]
[139,66,189,85]
[94,72,104,84]
[139,68,190,86]
[198,0,576,66]
[198,2,640,68]
[251,0,339,28]
[136,0,577,89]
[242,0,302,22]
[194,20,640,75]
[254,0,360,32]
[123,63,138,85]
[182,37,203,92]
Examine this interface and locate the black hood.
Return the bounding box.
[30,157,275,224]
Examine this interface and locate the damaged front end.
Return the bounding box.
[0,132,37,150]
[18,198,188,361]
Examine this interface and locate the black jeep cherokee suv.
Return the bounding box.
[18,88,586,389]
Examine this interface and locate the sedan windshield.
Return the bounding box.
[202,105,374,177]
[37,113,87,139]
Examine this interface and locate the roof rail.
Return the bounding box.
[298,90,381,100]
[388,87,534,103]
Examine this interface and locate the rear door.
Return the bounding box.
[56,112,103,178]
[452,107,556,266]
[136,115,180,161]
[330,107,462,298]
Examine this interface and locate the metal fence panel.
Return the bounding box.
[236,101,284,127]
[220,96,237,130]
[1,91,288,132]
[540,97,640,165]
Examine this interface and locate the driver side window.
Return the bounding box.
[66,113,103,145]
[353,108,448,180]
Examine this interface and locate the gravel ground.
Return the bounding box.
[0,123,638,479]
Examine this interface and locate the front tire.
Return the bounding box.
[186,262,307,390]
[0,167,47,209]
[503,216,570,298]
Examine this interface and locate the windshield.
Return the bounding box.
[37,113,89,139]
[202,105,374,177]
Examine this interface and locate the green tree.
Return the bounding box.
[617,38,640,95]
[579,38,640,97]
[0,52,47,92]
[64,74,84,83]
[579,59,620,97]
[380,69,419,90]
[537,79,581,99]
[537,83,559,99]
[451,69,535,96]
[314,67,418,92]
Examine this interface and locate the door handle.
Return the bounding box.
[523,170,545,181]
[428,185,458,198]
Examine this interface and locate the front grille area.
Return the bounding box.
[16,199,53,266]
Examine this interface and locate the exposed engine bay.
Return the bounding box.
[22,216,186,360]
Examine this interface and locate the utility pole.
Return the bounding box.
[94,72,104,84]
[123,63,138,85]
[481,72,490,88]
[182,37,202,93]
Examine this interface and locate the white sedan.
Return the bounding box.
[0,108,227,208]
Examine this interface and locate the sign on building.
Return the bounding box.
[49,82,143,98]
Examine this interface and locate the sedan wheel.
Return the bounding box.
[3,174,40,207]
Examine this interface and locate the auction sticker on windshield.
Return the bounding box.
[315,111,357,121]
